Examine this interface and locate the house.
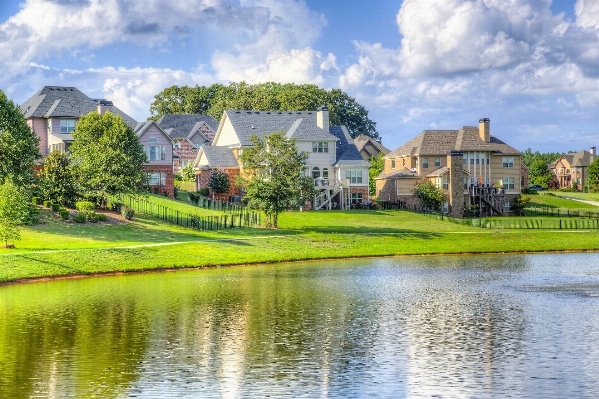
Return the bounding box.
[155,114,219,173]
[550,148,596,190]
[20,86,136,157]
[376,118,523,217]
[193,107,370,209]
[133,121,176,197]
[354,134,390,161]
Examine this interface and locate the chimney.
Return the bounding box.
[479,118,490,142]
[591,147,596,156]
[317,106,329,133]
[98,100,113,115]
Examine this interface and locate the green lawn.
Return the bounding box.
[550,191,599,203]
[525,193,598,209]
[126,193,226,216]
[177,181,196,192]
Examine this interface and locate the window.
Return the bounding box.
[463,154,467,165]
[558,168,563,175]
[346,170,363,184]
[435,157,441,167]
[442,176,449,190]
[147,145,166,161]
[502,157,514,168]
[323,168,329,178]
[422,157,428,168]
[486,154,490,164]
[505,202,512,211]
[312,167,320,179]
[391,160,396,169]
[577,167,582,173]
[174,141,181,149]
[476,153,480,164]
[60,120,76,133]
[403,159,406,167]
[470,154,474,164]
[148,172,166,185]
[463,177,468,189]
[415,158,419,167]
[577,177,581,184]
[349,192,363,204]
[312,142,329,153]
[442,202,449,214]
[503,177,515,190]
[566,169,570,174]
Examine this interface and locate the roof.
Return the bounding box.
[569,150,595,167]
[200,146,239,168]
[20,86,137,128]
[223,110,338,145]
[426,166,450,177]
[354,134,390,156]
[133,120,175,144]
[49,132,74,142]
[385,126,521,159]
[329,126,371,167]
[376,167,420,180]
[156,114,218,140]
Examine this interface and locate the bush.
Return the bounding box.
[23,205,41,225]
[108,202,122,213]
[75,201,95,213]
[73,212,87,223]
[198,187,209,196]
[43,200,52,208]
[521,187,538,195]
[59,209,70,220]
[31,196,42,205]
[121,206,135,220]
[86,212,99,223]
[97,213,109,222]
[51,203,60,211]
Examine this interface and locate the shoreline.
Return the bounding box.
[3,247,598,287]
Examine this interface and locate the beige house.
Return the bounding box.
[550,148,596,190]
[376,119,523,217]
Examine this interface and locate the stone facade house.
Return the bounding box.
[376,119,523,217]
[550,148,596,190]
[193,107,370,208]
[354,134,390,161]
[155,114,219,173]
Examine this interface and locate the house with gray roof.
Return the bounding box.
[354,134,390,161]
[551,147,596,190]
[20,86,137,158]
[377,119,525,217]
[193,107,370,209]
[155,114,219,173]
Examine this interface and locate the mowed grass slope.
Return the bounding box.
[525,194,598,209]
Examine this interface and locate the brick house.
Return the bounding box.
[193,107,370,208]
[133,121,176,197]
[376,118,524,217]
[155,114,219,173]
[550,148,596,190]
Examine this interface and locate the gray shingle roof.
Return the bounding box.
[201,146,238,168]
[385,126,521,158]
[376,167,420,180]
[329,126,370,166]
[156,114,218,140]
[569,150,595,167]
[20,86,137,128]
[225,110,338,145]
[354,134,390,155]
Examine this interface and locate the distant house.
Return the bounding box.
[133,121,176,197]
[354,134,390,161]
[155,114,219,173]
[376,119,524,216]
[550,148,596,190]
[193,107,370,208]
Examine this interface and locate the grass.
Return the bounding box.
[550,191,599,203]
[177,181,196,192]
[2,207,599,284]
[525,193,598,209]
[125,193,226,216]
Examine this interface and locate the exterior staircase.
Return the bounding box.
[313,179,343,210]
[470,186,506,216]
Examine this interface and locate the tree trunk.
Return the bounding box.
[273,211,278,229]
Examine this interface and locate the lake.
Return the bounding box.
[1,253,599,398]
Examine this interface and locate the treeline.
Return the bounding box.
[148,82,380,142]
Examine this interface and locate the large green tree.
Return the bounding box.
[528,159,554,187]
[0,90,41,185]
[369,153,384,197]
[587,157,599,191]
[70,111,147,206]
[412,180,445,212]
[239,132,314,228]
[0,179,29,248]
[521,148,562,167]
[38,150,77,206]
[149,82,380,142]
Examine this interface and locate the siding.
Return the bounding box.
[213,117,240,147]
[138,124,173,166]
[490,154,521,193]
[29,118,48,157]
[298,140,337,166]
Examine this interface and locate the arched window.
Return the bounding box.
[312,167,320,179]
[147,137,159,143]
[322,168,329,178]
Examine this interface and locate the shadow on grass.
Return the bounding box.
[17,255,84,274]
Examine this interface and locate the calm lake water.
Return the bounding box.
[1,254,599,398]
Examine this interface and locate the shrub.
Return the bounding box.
[121,206,135,220]
[51,203,60,211]
[43,200,52,208]
[521,187,538,195]
[97,214,109,222]
[31,196,42,205]
[108,202,122,212]
[87,212,99,223]
[198,187,209,196]
[543,192,556,197]
[75,201,95,213]
[73,212,87,223]
[23,205,41,225]
[59,209,70,220]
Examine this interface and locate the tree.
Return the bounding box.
[412,180,445,211]
[510,195,530,216]
[369,153,384,197]
[70,111,147,206]
[0,179,29,248]
[180,163,195,182]
[521,148,562,167]
[149,82,381,142]
[0,90,41,186]
[529,159,554,187]
[207,168,231,200]
[38,151,77,206]
[587,157,599,191]
[239,132,313,228]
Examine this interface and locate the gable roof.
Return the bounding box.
[198,146,239,168]
[385,126,520,158]
[376,167,420,180]
[329,126,370,167]
[354,134,390,155]
[221,110,338,146]
[20,86,137,128]
[156,114,219,141]
[133,120,175,144]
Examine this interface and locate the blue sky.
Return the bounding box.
[1,0,598,153]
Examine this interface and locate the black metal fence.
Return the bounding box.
[524,207,599,219]
[113,195,260,230]
[176,190,247,213]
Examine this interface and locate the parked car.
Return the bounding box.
[528,184,544,190]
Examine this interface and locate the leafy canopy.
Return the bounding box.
[149,82,380,142]
[521,148,562,167]
[38,150,77,206]
[0,90,41,185]
[412,180,445,211]
[69,111,147,204]
[369,153,384,197]
[239,132,314,228]
[0,179,29,247]
[587,157,599,191]
[528,159,555,187]
[207,168,231,199]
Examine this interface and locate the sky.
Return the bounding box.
[1,0,598,153]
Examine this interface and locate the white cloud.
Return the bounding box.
[576,0,599,28]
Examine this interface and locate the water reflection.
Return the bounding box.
[1,254,599,398]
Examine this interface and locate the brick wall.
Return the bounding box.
[173,139,198,174]
[143,164,175,198]
[196,168,242,200]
